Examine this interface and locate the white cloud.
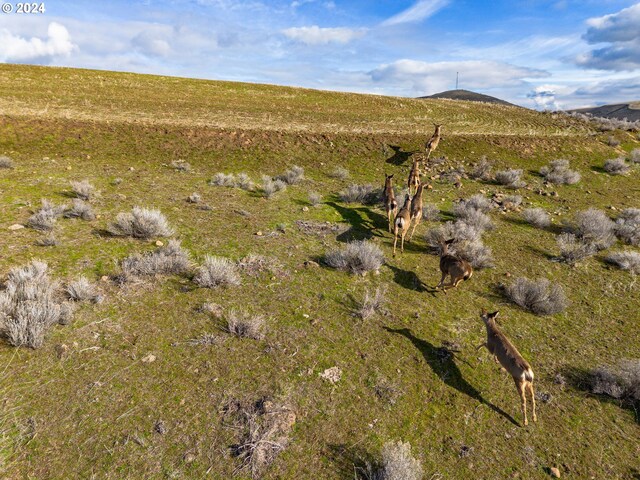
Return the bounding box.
[526,86,563,110]
[381,0,450,26]
[282,25,367,45]
[369,59,548,95]
[0,22,76,62]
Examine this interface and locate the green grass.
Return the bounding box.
[1,64,639,479]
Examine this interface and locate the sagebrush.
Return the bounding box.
[505,277,567,315]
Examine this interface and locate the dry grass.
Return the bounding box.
[226,310,267,340]
[354,286,387,320]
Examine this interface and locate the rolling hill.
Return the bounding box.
[419,89,517,107]
[569,102,640,122]
[0,63,639,480]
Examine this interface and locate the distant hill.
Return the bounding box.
[568,102,640,121]
[419,89,517,107]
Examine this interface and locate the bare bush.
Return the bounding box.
[35,233,58,247]
[193,255,241,288]
[170,160,191,172]
[630,148,640,164]
[470,157,493,181]
[0,261,67,348]
[226,310,266,340]
[615,208,640,245]
[425,221,482,251]
[590,360,640,401]
[70,180,95,200]
[455,194,493,213]
[422,203,440,222]
[604,158,630,175]
[325,240,384,275]
[64,199,96,220]
[455,238,494,269]
[495,169,525,188]
[355,286,387,320]
[328,167,350,179]
[523,208,551,229]
[262,175,287,198]
[210,173,237,186]
[452,206,494,232]
[108,207,173,239]
[540,159,581,185]
[308,191,322,206]
[505,277,567,315]
[276,165,304,185]
[237,254,283,278]
[564,208,616,250]
[27,199,67,231]
[607,136,621,147]
[66,276,101,303]
[236,173,255,191]
[339,184,379,204]
[501,194,523,210]
[0,156,14,168]
[363,441,424,480]
[605,251,640,274]
[119,240,191,281]
[187,193,201,203]
[557,233,597,264]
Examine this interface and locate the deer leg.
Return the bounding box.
[436,271,446,289]
[387,210,393,233]
[475,342,487,351]
[408,217,420,242]
[527,382,537,422]
[393,228,399,257]
[400,229,407,253]
[515,379,528,426]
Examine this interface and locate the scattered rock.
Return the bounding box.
[141,354,157,363]
[8,224,24,230]
[155,240,164,247]
[303,260,320,268]
[550,467,561,478]
[100,275,109,282]
[154,420,167,435]
[55,344,69,359]
[302,206,309,212]
[183,452,197,463]
[319,366,342,384]
[255,231,263,236]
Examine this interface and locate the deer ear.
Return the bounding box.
[480,308,487,316]
[445,238,455,245]
[389,174,394,179]
[490,311,499,318]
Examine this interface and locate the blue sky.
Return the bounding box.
[1,0,640,108]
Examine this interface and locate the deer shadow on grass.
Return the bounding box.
[384,327,519,426]
[386,264,435,295]
[327,202,386,242]
[385,145,418,166]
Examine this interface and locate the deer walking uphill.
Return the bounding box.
[393,195,412,257]
[383,174,398,233]
[477,310,537,426]
[436,239,472,293]
[407,158,421,196]
[407,182,425,242]
[425,124,442,159]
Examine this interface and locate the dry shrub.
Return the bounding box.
[0,261,70,348]
[455,239,494,269]
[607,136,621,147]
[505,277,567,315]
[308,191,322,206]
[540,159,581,185]
[589,360,640,401]
[226,310,266,340]
[35,233,58,247]
[66,276,101,303]
[339,184,379,204]
[262,175,287,198]
[64,199,95,220]
[604,158,630,175]
[187,193,201,203]
[27,199,67,231]
[193,255,241,288]
[523,208,551,229]
[355,286,387,320]
[630,148,640,164]
[501,194,522,211]
[363,441,424,480]
[170,160,191,172]
[119,240,191,281]
[108,207,173,239]
[495,169,525,188]
[564,208,616,250]
[470,157,493,181]
[452,205,494,232]
[229,398,296,479]
[276,165,304,185]
[237,254,283,278]
[70,180,95,200]
[422,203,440,222]
[325,240,384,275]
[328,167,350,179]
[0,156,14,168]
[605,251,640,274]
[236,173,255,191]
[455,194,493,213]
[615,208,640,245]
[424,222,493,268]
[556,233,597,264]
[210,173,237,186]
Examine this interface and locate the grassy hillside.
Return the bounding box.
[0,64,639,480]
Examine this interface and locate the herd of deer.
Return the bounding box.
[380,124,537,426]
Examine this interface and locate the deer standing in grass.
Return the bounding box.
[436,239,472,293]
[425,124,442,159]
[383,174,398,233]
[407,158,421,196]
[393,195,412,256]
[477,309,537,426]
[407,182,425,242]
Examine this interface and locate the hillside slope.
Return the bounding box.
[569,102,640,122]
[419,89,516,107]
[0,64,639,480]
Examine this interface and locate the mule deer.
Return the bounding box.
[477,309,537,426]
[407,158,421,196]
[425,124,442,159]
[407,182,425,242]
[383,174,398,233]
[393,195,412,256]
[436,239,472,293]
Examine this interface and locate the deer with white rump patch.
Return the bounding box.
[383,174,398,233]
[477,309,537,426]
[425,124,442,159]
[393,194,412,256]
[436,239,472,293]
